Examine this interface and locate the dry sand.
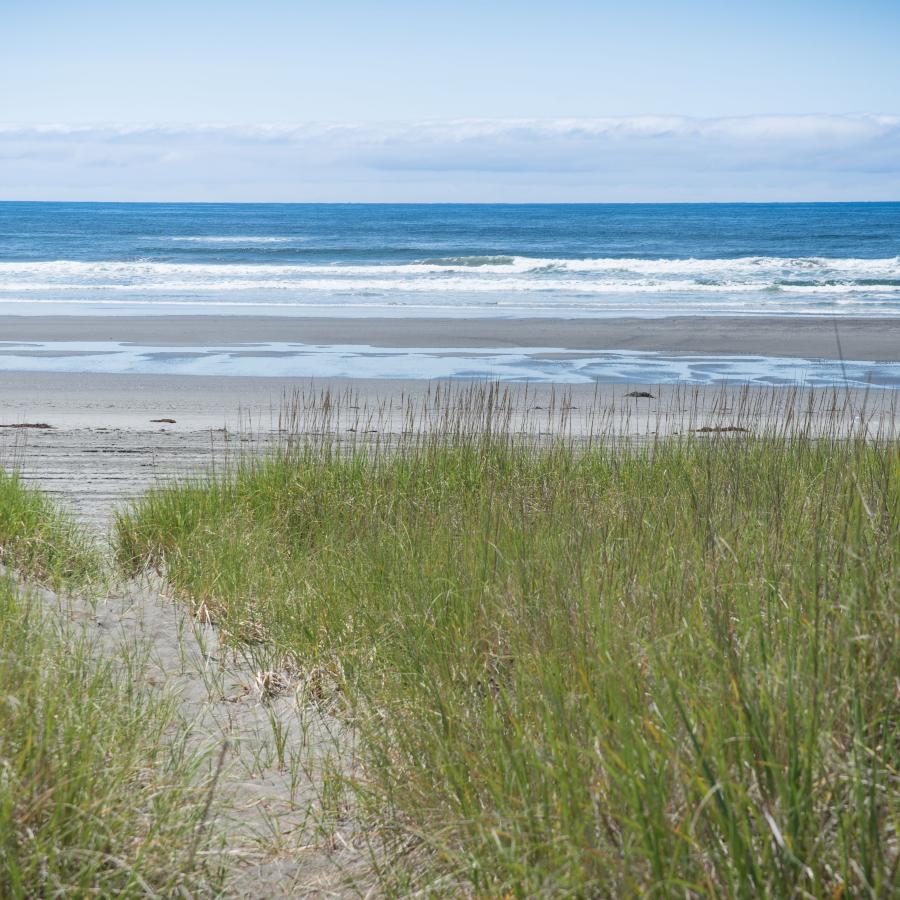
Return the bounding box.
[1,372,897,528]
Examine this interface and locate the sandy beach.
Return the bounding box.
[0,365,895,530]
[3,314,895,898]
[1,310,898,894]
[2,312,898,528]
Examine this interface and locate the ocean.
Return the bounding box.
[1,203,899,384]
[1,202,899,318]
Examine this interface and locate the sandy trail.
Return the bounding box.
[15,572,371,897]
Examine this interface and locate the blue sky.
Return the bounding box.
[2,0,900,200]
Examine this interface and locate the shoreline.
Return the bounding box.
[2,315,898,527]
[2,314,900,361]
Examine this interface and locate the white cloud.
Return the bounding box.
[1,115,899,201]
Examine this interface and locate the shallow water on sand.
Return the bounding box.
[0,340,898,387]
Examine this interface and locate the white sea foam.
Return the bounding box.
[5,278,900,295]
[166,235,306,244]
[1,257,898,316]
[1,255,897,279]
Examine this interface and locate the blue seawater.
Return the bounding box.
[0,202,899,318]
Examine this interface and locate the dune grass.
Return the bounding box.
[0,468,104,590]
[116,403,900,896]
[0,471,224,896]
[0,578,225,896]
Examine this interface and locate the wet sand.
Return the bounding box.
[2,314,900,360]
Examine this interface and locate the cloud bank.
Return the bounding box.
[2,115,899,201]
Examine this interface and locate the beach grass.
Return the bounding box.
[115,391,900,896]
[0,577,225,896]
[0,467,104,590]
[0,471,225,896]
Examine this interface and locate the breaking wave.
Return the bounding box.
[1,256,899,316]
[166,235,306,244]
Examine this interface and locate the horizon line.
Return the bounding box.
[4,199,900,206]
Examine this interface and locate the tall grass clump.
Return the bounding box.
[0,468,103,589]
[116,392,900,896]
[0,472,223,895]
[0,574,224,896]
